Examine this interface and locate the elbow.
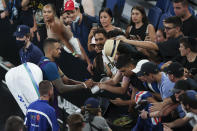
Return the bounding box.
[120,89,126,95]
[58,88,64,94]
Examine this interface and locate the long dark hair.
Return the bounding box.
[129,6,148,26]
[99,8,113,22]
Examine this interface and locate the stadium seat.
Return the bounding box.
[148,7,162,29]
[157,12,172,29]
[156,0,171,12]
[106,0,125,12]
[188,6,195,16]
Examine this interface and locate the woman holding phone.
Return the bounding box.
[126,6,156,42]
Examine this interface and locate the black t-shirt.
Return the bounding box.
[157,36,182,62]
[170,78,197,103]
[182,15,197,38]
[19,9,34,27]
[129,23,148,41]
[178,56,197,71]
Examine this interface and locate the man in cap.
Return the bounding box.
[64,0,98,60]
[14,25,44,64]
[82,97,112,131]
[139,62,175,100]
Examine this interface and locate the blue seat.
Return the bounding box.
[106,0,125,12]
[158,12,172,29]
[188,6,195,16]
[156,0,171,12]
[148,7,162,29]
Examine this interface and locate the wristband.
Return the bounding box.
[82,82,87,88]
[72,52,76,56]
[60,74,65,78]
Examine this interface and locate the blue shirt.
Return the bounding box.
[38,57,60,117]
[25,100,59,131]
[71,14,98,57]
[158,72,174,99]
[143,82,160,93]
[39,57,60,81]
[19,43,44,64]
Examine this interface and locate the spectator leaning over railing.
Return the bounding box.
[117,16,183,62]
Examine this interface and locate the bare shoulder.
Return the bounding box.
[147,24,155,29]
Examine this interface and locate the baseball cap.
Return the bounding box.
[13,25,30,38]
[138,62,159,76]
[64,0,79,11]
[104,39,120,60]
[164,62,184,78]
[185,90,197,101]
[84,97,100,108]
[171,79,191,93]
[132,59,149,76]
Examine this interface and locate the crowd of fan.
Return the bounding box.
[1,0,197,131]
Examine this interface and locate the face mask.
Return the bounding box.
[72,15,80,31]
[16,40,26,47]
[73,15,80,23]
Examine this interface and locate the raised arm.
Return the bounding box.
[117,36,159,50]
[52,19,75,53]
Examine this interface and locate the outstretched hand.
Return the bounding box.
[149,102,163,112]
[84,79,94,89]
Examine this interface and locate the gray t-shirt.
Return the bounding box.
[83,116,110,131]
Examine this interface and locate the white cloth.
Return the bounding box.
[64,37,82,55]
[5,62,43,115]
[0,0,4,10]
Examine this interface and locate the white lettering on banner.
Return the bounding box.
[57,96,80,114]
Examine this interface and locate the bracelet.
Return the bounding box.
[82,82,87,88]
[60,74,65,78]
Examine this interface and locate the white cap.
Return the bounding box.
[132,59,149,73]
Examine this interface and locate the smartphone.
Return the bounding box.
[91,85,100,94]
[92,23,98,27]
